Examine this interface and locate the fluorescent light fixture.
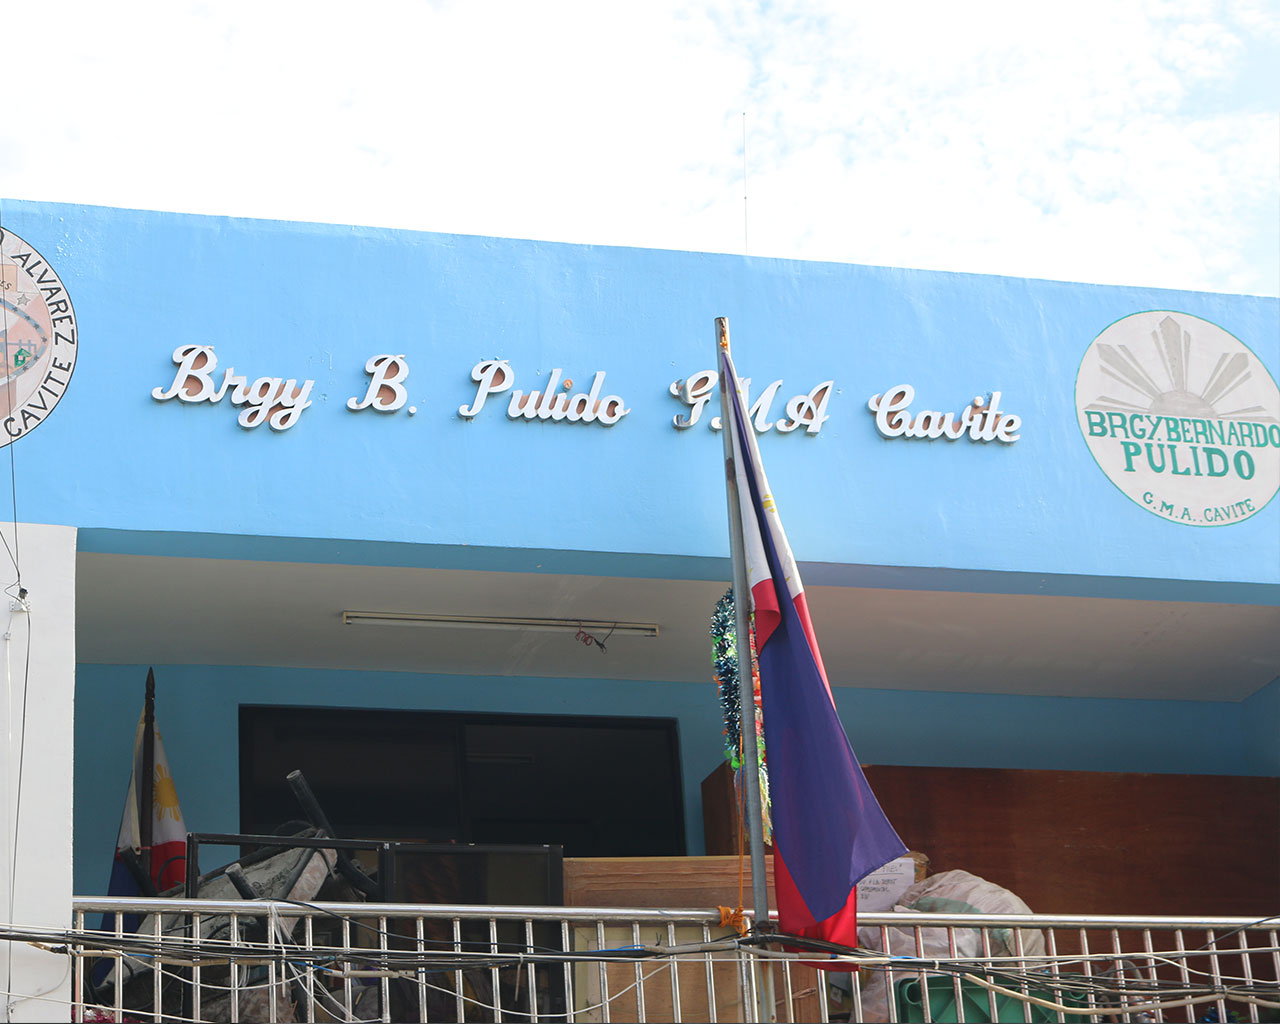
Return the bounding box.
[342,611,659,638]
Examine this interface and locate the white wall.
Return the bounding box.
[0,523,75,1022]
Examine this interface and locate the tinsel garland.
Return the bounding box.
[711,589,771,840]
[711,591,742,764]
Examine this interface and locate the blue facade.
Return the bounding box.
[5,201,1276,577]
[1,201,1273,896]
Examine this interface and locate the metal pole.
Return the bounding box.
[139,668,155,880]
[715,317,771,933]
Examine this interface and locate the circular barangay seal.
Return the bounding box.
[0,228,77,448]
[1075,311,1279,526]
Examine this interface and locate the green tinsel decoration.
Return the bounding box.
[710,589,772,840]
[711,590,742,766]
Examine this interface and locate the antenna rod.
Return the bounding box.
[742,112,749,255]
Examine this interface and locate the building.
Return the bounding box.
[0,199,1276,1015]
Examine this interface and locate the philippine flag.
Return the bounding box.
[103,698,188,928]
[720,345,906,955]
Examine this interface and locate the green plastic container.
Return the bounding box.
[894,976,1090,1023]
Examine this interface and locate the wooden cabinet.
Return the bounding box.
[563,856,818,1022]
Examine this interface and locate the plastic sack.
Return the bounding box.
[855,869,1045,1022]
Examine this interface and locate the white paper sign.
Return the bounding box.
[856,856,920,912]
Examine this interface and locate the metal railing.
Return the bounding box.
[55,898,1280,1023]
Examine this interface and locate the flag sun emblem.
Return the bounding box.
[152,762,182,822]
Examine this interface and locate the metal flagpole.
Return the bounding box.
[139,668,156,881]
[715,317,772,934]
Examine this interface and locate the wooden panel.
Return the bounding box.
[564,855,775,909]
[701,761,744,856]
[861,765,1280,916]
[562,856,820,1023]
[568,924,751,1023]
[569,953,816,1024]
[704,761,1279,916]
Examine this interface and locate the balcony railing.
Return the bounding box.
[50,897,1280,1023]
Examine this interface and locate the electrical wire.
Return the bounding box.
[133,942,1280,1023]
[0,603,28,1024]
[1,951,67,1021]
[0,209,34,1024]
[40,931,1280,988]
[1192,913,1280,948]
[31,899,1280,1021]
[35,919,1280,978]
[0,203,24,588]
[6,607,31,916]
[270,912,373,1024]
[273,896,643,959]
[8,913,1279,1023]
[962,971,1280,1015]
[0,208,19,588]
[119,909,688,1023]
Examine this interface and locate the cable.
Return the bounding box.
[0,212,32,1024]
[2,953,68,1020]
[33,919,1280,976]
[0,602,28,1024]
[1191,914,1280,949]
[0,203,23,586]
[270,909,571,1023]
[270,911,373,1024]
[151,936,1280,1023]
[10,913,1279,1023]
[272,896,607,958]
[6,607,30,921]
[962,971,1280,1016]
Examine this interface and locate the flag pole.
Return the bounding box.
[716,317,772,933]
[139,668,156,880]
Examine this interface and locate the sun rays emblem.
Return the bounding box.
[1075,312,1279,527]
[1085,315,1271,423]
[153,762,182,822]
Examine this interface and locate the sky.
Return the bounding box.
[3,0,1277,296]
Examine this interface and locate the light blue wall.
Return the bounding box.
[73,663,1274,895]
[841,687,1252,774]
[3,200,1276,593]
[8,201,1272,892]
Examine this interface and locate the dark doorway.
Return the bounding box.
[239,706,686,858]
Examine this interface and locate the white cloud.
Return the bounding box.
[4,0,1277,295]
